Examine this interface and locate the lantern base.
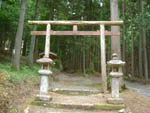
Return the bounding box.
[107,97,124,104]
[36,94,52,102]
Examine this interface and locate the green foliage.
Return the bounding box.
[0,0,150,78]
[107,77,111,90]
[0,63,39,83]
[53,59,63,71]
[83,73,89,77]
[11,109,18,113]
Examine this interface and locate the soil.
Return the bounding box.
[0,71,39,113]
[121,89,150,113]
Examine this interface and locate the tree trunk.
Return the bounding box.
[22,36,27,56]
[131,31,134,77]
[82,37,86,74]
[10,37,15,54]
[110,0,124,87]
[138,33,143,78]
[28,0,40,65]
[141,0,148,80]
[138,0,143,78]
[110,0,121,58]
[0,0,2,9]
[12,0,27,70]
[122,0,126,75]
[34,38,39,61]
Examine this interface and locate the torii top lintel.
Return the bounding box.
[28,20,123,26]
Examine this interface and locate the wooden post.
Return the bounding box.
[73,25,78,31]
[44,24,51,57]
[100,24,107,93]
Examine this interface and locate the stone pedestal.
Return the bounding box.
[107,97,124,104]
[36,94,52,102]
[36,57,54,101]
[107,53,125,105]
[40,75,49,94]
[112,77,119,98]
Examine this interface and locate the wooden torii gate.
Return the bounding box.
[28,20,123,94]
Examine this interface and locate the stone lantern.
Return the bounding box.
[107,53,125,104]
[36,57,54,101]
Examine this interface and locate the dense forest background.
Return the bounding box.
[0,0,150,80]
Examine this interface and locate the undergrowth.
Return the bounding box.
[0,62,41,113]
[0,63,39,83]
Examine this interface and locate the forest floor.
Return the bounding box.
[0,63,150,113]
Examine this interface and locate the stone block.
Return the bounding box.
[107,97,124,104]
[36,94,52,102]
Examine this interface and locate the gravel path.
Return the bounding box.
[125,81,150,98]
[49,73,102,93]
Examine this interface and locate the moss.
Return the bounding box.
[31,101,65,109]
[90,83,102,88]
[31,101,44,106]
[94,103,125,110]
[32,100,125,111]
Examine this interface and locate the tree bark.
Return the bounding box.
[12,0,27,70]
[122,0,126,75]
[138,0,143,78]
[138,33,143,78]
[10,37,15,54]
[0,0,2,9]
[83,39,86,74]
[131,31,134,77]
[110,0,121,58]
[34,38,39,60]
[141,0,148,80]
[22,36,27,56]
[28,0,40,65]
[110,0,124,87]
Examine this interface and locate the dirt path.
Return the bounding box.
[49,72,102,93]
[121,89,150,113]
[122,81,150,113]
[125,81,150,98]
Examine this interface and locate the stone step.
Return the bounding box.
[49,81,102,96]
[32,92,125,111]
[27,106,119,113]
[32,101,125,111]
[49,88,101,96]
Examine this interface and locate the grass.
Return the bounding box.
[0,63,40,83]
[94,103,125,110]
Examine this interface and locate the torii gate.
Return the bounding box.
[28,20,123,99]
